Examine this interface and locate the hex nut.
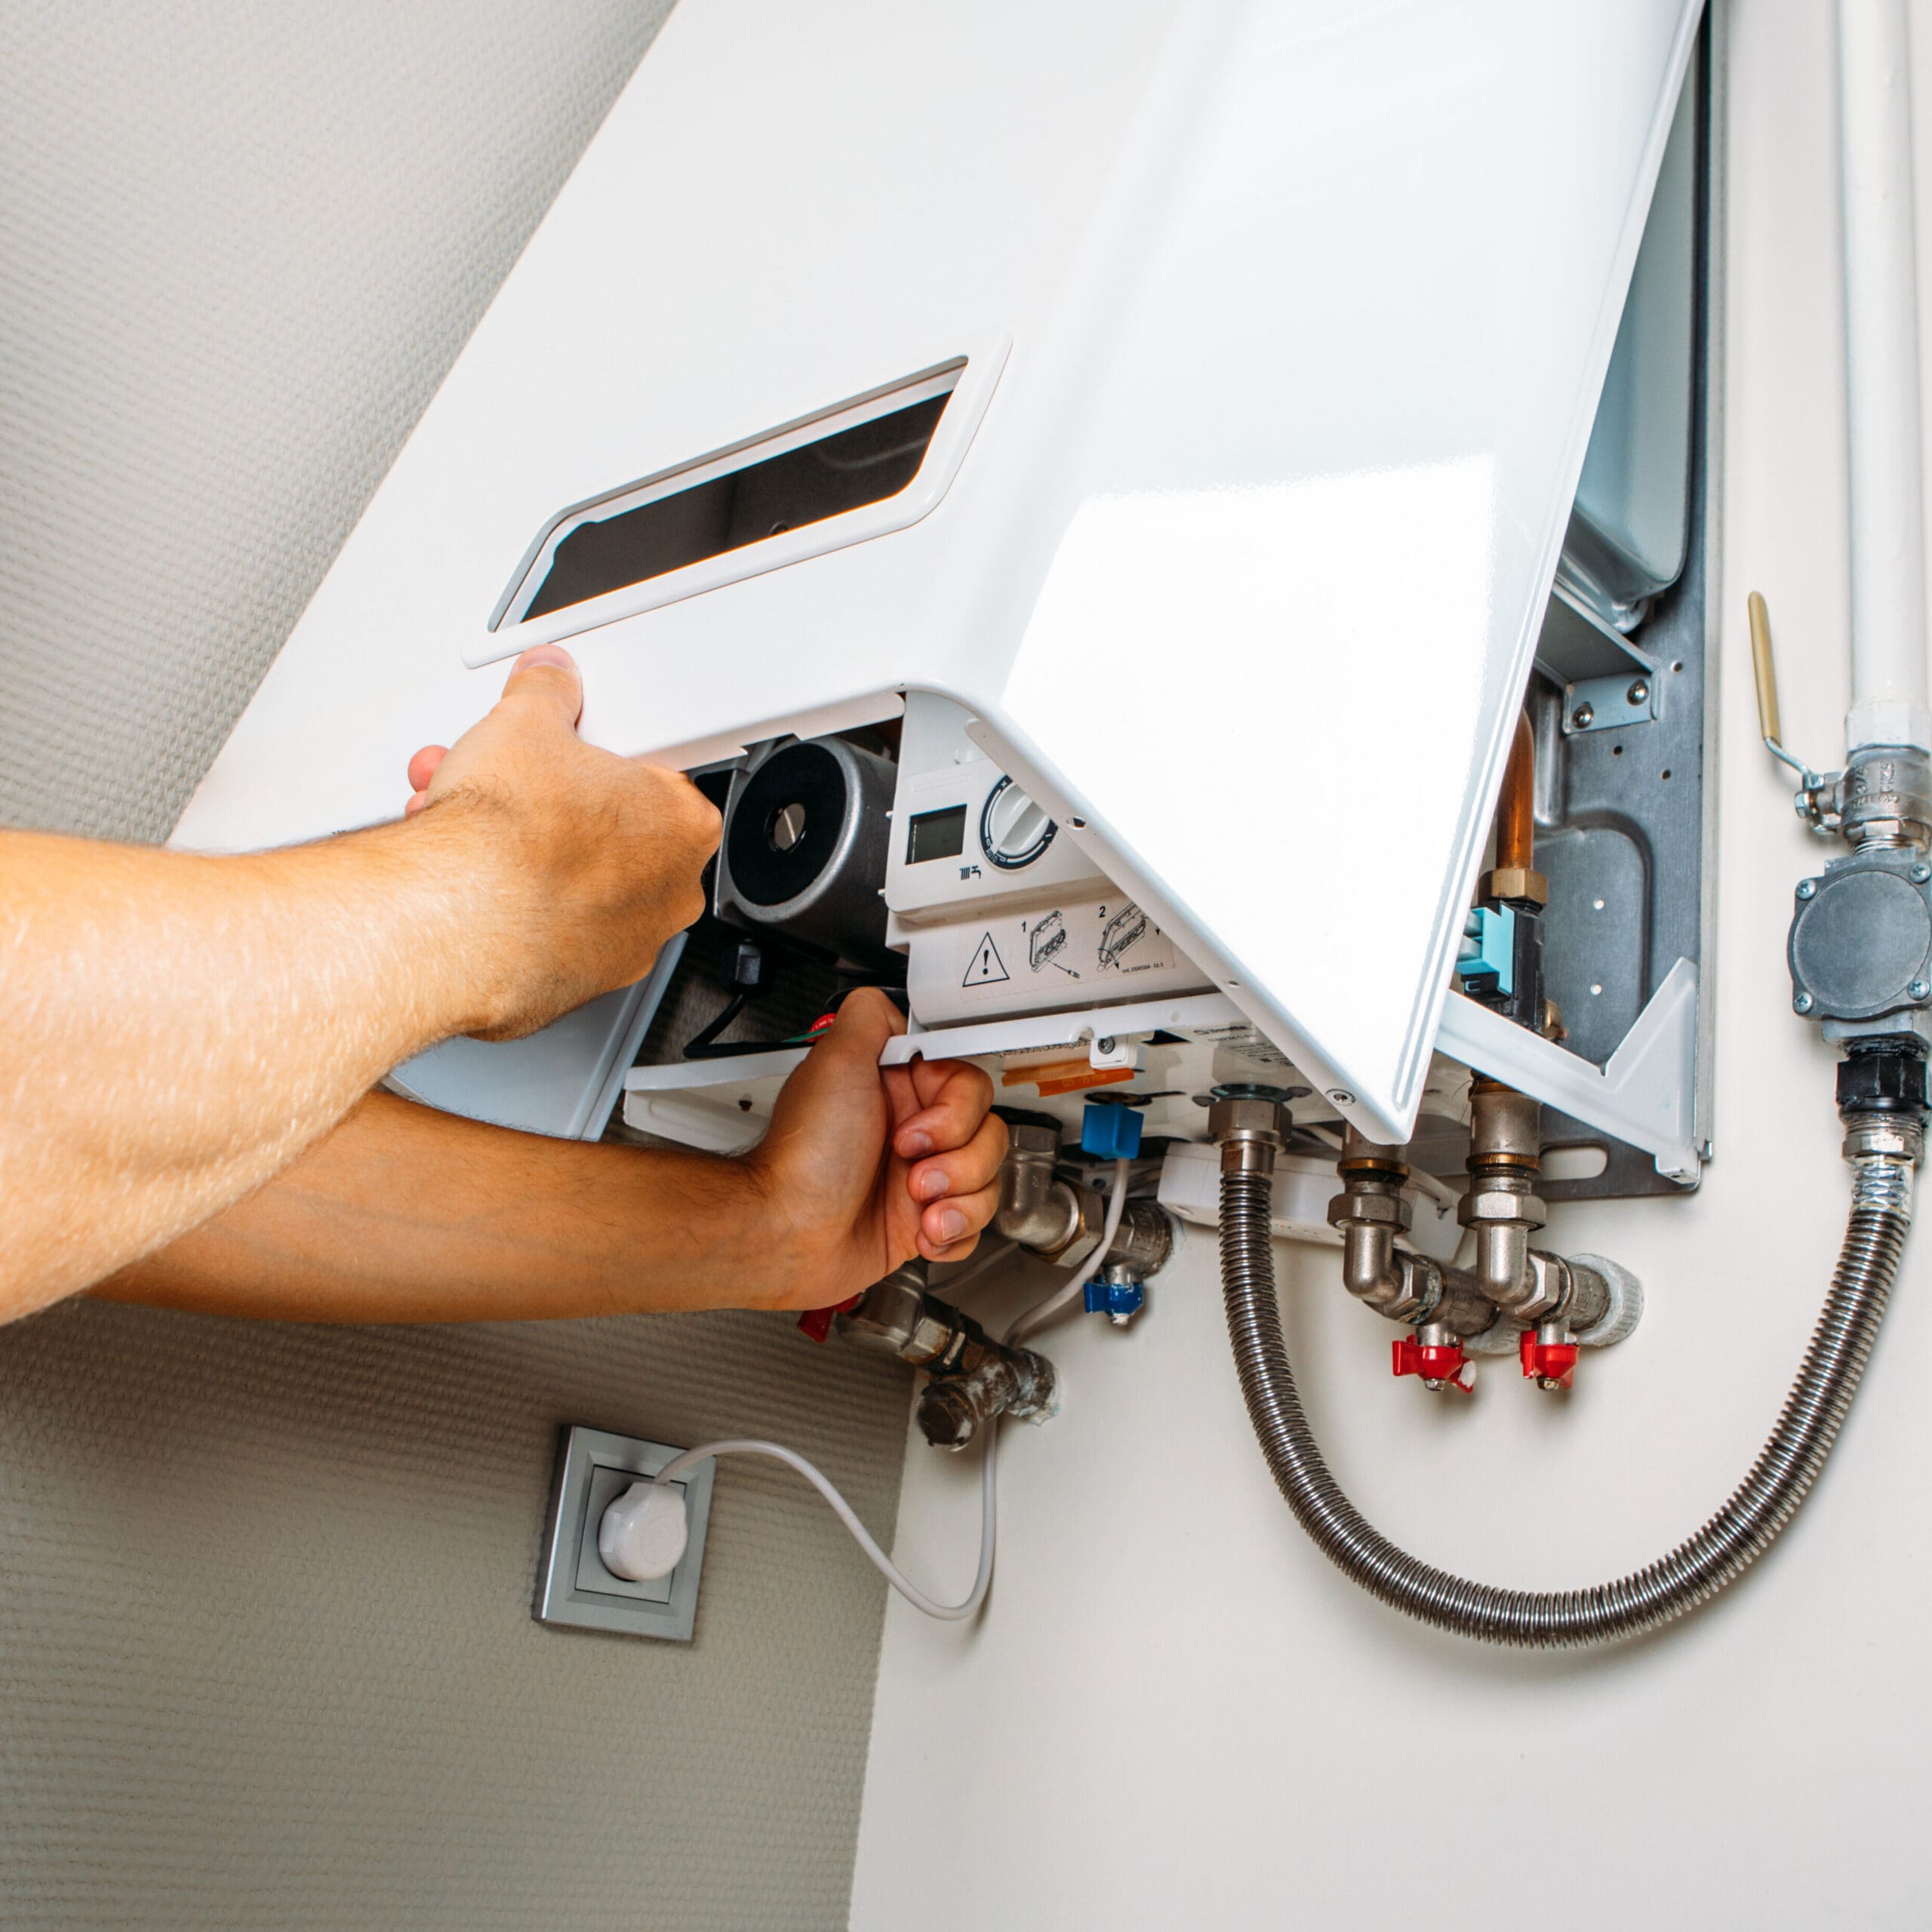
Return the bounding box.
[1325,1189,1410,1229]
[1478,866,1550,909]
[1207,1096,1287,1147]
[1458,1187,1549,1229]
[1843,1119,1919,1163]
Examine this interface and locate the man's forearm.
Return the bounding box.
[0,818,517,1323]
[95,1090,790,1321]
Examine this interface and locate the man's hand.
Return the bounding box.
[746,989,1008,1311]
[405,644,721,1040]
[97,991,1014,1324]
[0,639,726,1321]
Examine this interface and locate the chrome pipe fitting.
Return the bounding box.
[1840,743,1932,851]
[1327,1129,1420,1317]
[1460,1080,1549,1315]
[1208,1092,1290,1175]
[994,1123,1178,1277]
[836,1262,1058,1451]
[995,1121,1083,1257]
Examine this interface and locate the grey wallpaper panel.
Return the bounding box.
[0,2,909,1924]
[0,1300,909,1929]
[0,0,669,842]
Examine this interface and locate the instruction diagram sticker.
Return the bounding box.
[962,932,1011,986]
[1026,909,1077,976]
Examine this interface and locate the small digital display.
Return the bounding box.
[906,804,968,866]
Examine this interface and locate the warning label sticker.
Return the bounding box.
[931,894,1212,1020]
[961,933,1011,986]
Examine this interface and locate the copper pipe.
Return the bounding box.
[1497,711,1534,872]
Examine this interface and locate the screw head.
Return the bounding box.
[1571,702,1595,730]
[1913,863,1931,884]
[1912,980,1931,1003]
[1095,1036,1116,1054]
[1327,1088,1355,1106]
[1794,992,1815,1014]
[1796,878,1817,900]
[1626,679,1650,706]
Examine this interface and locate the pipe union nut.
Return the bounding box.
[1842,1118,1921,1164]
[1457,1187,1549,1230]
[1326,1189,1410,1231]
[1478,865,1550,909]
[1207,1097,1289,1147]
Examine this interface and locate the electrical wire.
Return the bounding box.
[655,1432,998,1621]
[1004,1157,1131,1346]
[680,992,751,1059]
[929,1236,1018,1300]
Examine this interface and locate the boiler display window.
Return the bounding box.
[906,804,967,865]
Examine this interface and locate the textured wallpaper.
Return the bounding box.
[0,0,666,842]
[0,1301,909,1929]
[0,3,908,1924]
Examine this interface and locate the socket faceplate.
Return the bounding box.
[534,1426,715,1642]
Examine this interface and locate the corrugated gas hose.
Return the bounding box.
[1218,1156,1912,1646]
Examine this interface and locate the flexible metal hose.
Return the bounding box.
[1220,1158,1913,1646]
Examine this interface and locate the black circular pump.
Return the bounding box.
[726,743,850,911]
[717,737,897,963]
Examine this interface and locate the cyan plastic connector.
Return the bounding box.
[1083,1277,1146,1320]
[1081,1098,1143,1160]
[1456,905,1515,997]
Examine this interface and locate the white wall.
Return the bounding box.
[853,6,1932,1926]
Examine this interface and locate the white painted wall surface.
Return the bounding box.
[851,7,1932,1927]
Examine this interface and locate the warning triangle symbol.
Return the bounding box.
[961,932,1011,986]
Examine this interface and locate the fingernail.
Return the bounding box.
[933,1208,968,1242]
[513,644,577,675]
[912,1166,947,1201]
[900,1131,934,1158]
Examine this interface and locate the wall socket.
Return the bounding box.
[533,1426,715,1642]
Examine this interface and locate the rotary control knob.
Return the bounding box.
[979,774,1057,870]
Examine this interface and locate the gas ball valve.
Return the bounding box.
[1392,1328,1475,1392]
[1520,1323,1580,1391]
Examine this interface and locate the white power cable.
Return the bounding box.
[654,1434,998,1622]
[621,1159,1135,1623]
[1004,1157,1131,1346]
[928,1235,1017,1301]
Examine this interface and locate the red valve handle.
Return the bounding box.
[1519,1331,1580,1388]
[1392,1336,1471,1388]
[797,1294,865,1343]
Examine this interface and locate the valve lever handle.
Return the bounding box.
[1748,589,1784,754]
[1747,591,1827,787]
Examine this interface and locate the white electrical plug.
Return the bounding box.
[598,1479,690,1582]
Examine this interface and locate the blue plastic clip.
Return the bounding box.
[1455,905,1515,997]
[1083,1277,1146,1320]
[1080,1098,1143,1161]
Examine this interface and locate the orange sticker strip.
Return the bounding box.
[999,1060,1137,1098]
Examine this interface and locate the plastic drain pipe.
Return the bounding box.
[1211,1093,1918,1645]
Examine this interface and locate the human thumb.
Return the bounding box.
[498,643,584,731]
